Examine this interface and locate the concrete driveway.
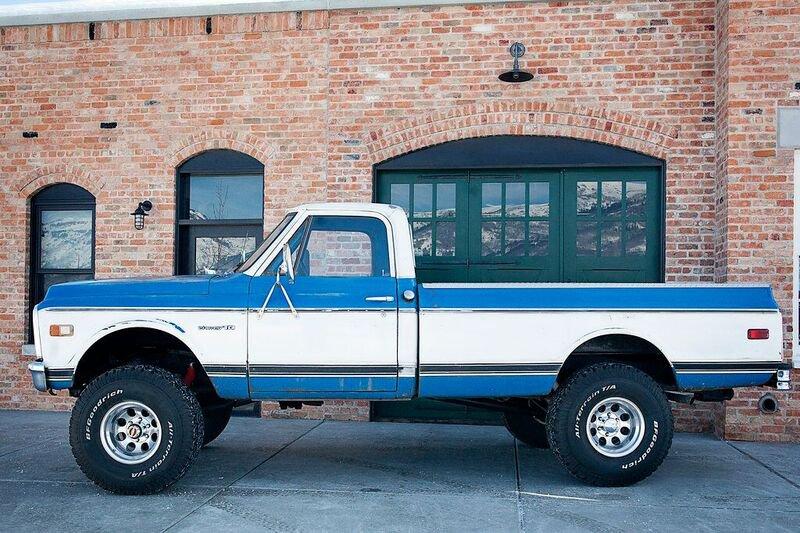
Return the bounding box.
[1,410,799,532]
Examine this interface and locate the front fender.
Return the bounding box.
[67,318,204,367]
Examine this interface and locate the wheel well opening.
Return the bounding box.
[72,328,220,404]
[557,334,677,388]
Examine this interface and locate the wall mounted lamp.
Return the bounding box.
[499,42,533,83]
[131,200,152,230]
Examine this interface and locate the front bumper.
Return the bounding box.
[28,361,47,392]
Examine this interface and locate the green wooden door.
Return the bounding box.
[562,168,662,282]
[467,170,560,282]
[374,166,663,423]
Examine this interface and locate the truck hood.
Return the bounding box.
[40,276,213,308]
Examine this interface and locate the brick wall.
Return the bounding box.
[713,0,800,441]
[0,0,796,439]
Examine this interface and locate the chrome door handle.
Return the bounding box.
[365,296,395,302]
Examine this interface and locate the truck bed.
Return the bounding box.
[416,283,782,397]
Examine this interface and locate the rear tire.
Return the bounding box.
[546,362,673,486]
[202,402,233,446]
[69,364,204,495]
[503,411,549,448]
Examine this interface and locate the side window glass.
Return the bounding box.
[296,216,390,278]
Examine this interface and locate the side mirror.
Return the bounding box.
[281,243,295,281]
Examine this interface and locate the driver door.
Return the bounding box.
[247,213,399,396]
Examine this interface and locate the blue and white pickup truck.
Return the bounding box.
[29,203,790,494]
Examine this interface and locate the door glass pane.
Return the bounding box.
[414,184,432,218]
[413,221,432,256]
[601,222,621,256]
[529,182,549,217]
[481,221,501,256]
[435,221,456,257]
[529,221,549,256]
[505,221,526,256]
[505,182,525,217]
[626,182,647,217]
[40,210,93,269]
[601,181,622,217]
[626,221,647,255]
[195,236,256,274]
[577,182,597,215]
[390,183,410,215]
[436,184,456,218]
[576,221,597,256]
[301,216,390,277]
[481,183,502,217]
[305,231,372,276]
[189,175,262,220]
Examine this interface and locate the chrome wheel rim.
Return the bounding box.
[100,401,161,465]
[585,397,645,458]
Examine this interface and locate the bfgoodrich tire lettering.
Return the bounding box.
[69,365,204,495]
[546,362,673,486]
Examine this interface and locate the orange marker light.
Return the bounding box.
[49,324,74,337]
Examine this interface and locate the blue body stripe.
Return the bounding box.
[675,371,774,390]
[249,375,399,394]
[418,374,557,398]
[418,285,778,311]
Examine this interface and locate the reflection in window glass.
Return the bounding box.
[601,181,622,217]
[40,210,93,269]
[529,221,549,256]
[305,231,373,277]
[626,221,647,255]
[195,236,256,274]
[481,183,502,217]
[626,182,647,217]
[576,221,597,256]
[601,222,622,256]
[505,182,526,218]
[529,182,549,217]
[414,184,433,218]
[390,183,410,215]
[481,221,501,256]
[413,221,432,256]
[43,273,93,294]
[436,184,456,218]
[435,221,456,257]
[505,221,526,256]
[577,182,597,215]
[189,175,263,220]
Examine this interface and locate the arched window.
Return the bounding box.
[176,150,265,274]
[30,184,96,335]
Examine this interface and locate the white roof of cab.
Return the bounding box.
[293,202,404,217]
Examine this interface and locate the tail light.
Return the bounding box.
[747,328,769,340]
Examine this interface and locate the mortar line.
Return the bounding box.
[724,439,800,491]
[161,419,325,532]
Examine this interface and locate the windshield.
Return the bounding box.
[235,212,296,272]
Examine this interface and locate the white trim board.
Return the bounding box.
[0,0,551,27]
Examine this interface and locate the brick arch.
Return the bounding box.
[167,130,276,169]
[366,102,678,165]
[16,164,104,199]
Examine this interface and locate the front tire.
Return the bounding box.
[69,364,204,495]
[546,362,673,486]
